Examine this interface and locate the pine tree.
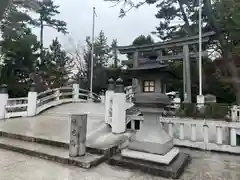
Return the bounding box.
[33,0,67,55]
[83,31,110,93]
[1,24,40,97]
[39,38,73,89]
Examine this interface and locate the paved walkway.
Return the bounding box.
[0,147,240,180]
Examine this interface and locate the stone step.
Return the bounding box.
[0,131,118,156]
[0,136,105,169]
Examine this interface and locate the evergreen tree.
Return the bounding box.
[0,0,40,41]
[110,39,120,68]
[0,24,40,97]
[33,0,67,55]
[39,38,73,89]
[83,31,110,93]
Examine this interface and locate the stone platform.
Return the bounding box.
[108,152,190,179]
[0,103,134,168]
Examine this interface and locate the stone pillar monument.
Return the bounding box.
[104,78,115,125]
[0,84,8,119]
[112,78,126,134]
[69,114,87,157]
[27,83,37,117]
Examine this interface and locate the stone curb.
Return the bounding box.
[0,131,118,157]
[0,142,105,169]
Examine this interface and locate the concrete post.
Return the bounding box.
[0,84,8,119]
[112,78,126,134]
[231,105,238,121]
[105,78,115,125]
[27,83,37,117]
[69,114,87,157]
[55,88,60,101]
[100,90,105,103]
[73,84,79,102]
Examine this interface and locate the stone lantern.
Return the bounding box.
[109,59,190,179]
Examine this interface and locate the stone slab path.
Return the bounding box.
[0,147,240,180]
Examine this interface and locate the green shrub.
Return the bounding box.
[175,103,230,121]
[204,103,230,120]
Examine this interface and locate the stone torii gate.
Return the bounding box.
[117,32,215,103]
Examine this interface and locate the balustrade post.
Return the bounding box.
[191,124,196,141]
[100,90,105,103]
[27,83,37,117]
[203,124,209,143]
[112,78,126,134]
[179,123,184,140]
[55,89,60,101]
[104,78,114,125]
[230,128,237,146]
[69,114,87,157]
[131,120,135,130]
[0,85,8,119]
[168,122,173,137]
[216,126,223,145]
[72,84,79,102]
[231,106,238,121]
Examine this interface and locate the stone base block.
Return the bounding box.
[127,139,173,155]
[108,152,190,179]
[121,147,179,165]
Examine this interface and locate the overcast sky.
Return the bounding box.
[33,0,160,50]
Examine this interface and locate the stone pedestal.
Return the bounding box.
[123,112,178,165]
[128,113,173,155]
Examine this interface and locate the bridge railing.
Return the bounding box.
[126,115,240,154]
[5,97,28,118]
[0,84,102,119]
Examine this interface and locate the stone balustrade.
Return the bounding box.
[0,84,101,119]
[127,115,240,154]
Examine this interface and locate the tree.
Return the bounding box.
[127,35,155,60]
[33,0,67,55]
[105,0,240,103]
[0,24,40,97]
[110,39,120,68]
[83,31,110,93]
[66,38,85,85]
[0,0,40,41]
[38,38,73,90]
[0,0,39,21]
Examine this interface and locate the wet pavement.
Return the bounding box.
[0,147,240,180]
